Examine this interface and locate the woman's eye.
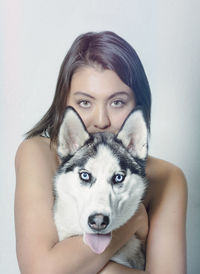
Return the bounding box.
[111,100,125,108]
[78,100,91,108]
[113,173,125,184]
[79,171,91,182]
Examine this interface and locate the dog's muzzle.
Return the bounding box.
[88,214,109,231]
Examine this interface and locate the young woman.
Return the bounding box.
[15,31,187,274]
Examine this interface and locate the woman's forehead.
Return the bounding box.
[69,66,133,97]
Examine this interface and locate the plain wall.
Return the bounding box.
[1,0,199,273]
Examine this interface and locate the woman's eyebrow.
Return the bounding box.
[108,91,130,99]
[74,91,95,99]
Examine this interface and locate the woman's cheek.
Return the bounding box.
[80,115,91,129]
[112,114,126,129]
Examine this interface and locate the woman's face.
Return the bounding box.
[66,66,135,134]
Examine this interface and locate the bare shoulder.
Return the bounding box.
[144,156,188,212]
[15,136,58,174]
[15,136,59,207]
[15,136,59,214]
[146,156,186,181]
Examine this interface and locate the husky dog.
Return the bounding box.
[53,106,148,269]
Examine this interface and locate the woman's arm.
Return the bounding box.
[145,157,187,274]
[14,137,147,274]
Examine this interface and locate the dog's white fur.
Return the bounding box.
[53,107,148,269]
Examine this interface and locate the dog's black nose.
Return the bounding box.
[88,214,109,231]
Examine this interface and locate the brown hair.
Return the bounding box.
[26,31,151,143]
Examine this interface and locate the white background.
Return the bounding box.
[1,0,200,273]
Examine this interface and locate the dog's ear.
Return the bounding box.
[116,108,148,160]
[57,107,90,158]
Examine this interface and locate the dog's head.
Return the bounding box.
[55,106,148,253]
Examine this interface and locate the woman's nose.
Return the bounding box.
[94,106,111,130]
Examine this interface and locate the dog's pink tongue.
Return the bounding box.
[83,233,111,254]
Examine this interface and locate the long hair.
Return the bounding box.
[26,31,151,143]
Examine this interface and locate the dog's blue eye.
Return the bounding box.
[80,171,91,182]
[113,173,125,184]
